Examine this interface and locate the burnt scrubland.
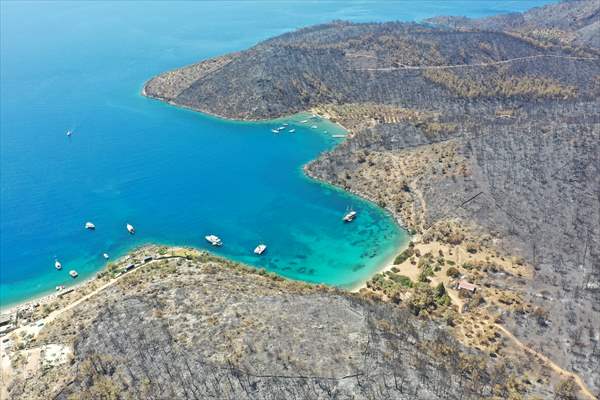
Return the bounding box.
[5,247,573,399]
[7,1,598,399]
[145,2,599,396]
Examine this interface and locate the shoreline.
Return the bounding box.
[1,90,403,317]
[143,84,412,290]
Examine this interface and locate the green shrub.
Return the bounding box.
[389,274,413,288]
[394,248,414,265]
[446,266,460,278]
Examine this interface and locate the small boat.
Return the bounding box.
[85,222,96,230]
[55,285,65,291]
[282,123,288,126]
[343,210,357,223]
[103,253,110,259]
[254,244,267,255]
[205,235,222,246]
[324,130,328,134]
[69,270,78,278]
[311,125,317,129]
[54,260,62,270]
[300,119,308,123]
[332,134,346,138]
[271,129,279,133]
[126,224,135,234]
[66,130,72,137]
[277,126,285,131]
[288,129,296,133]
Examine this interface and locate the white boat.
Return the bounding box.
[254,244,267,255]
[332,134,346,138]
[288,129,296,133]
[54,260,62,270]
[277,126,285,131]
[205,235,222,246]
[69,270,78,278]
[66,130,72,137]
[311,125,317,129]
[343,210,357,223]
[103,253,110,259]
[300,119,308,123]
[126,224,135,234]
[271,129,279,133]
[55,285,65,291]
[85,222,96,230]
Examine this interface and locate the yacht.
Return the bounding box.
[126,224,135,234]
[205,235,222,246]
[85,222,96,230]
[54,260,62,270]
[69,270,78,278]
[254,244,267,255]
[103,253,110,259]
[343,210,357,223]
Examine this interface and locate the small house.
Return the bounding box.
[457,280,477,295]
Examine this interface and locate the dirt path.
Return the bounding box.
[494,323,596,400]
[0,253,192,399]
[410,181,428,230]
[349,54,598,71]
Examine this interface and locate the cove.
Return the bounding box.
[0,0,556,307]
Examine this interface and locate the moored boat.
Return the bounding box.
[103,253,110,259]
[343,210,357,222]
[205,234,222,246]
[85,222,96,230]
[288,128,296,133]
[54,260,62,270]
[126,224,135,234]
[69,270,78,278]
[254,244,267,255]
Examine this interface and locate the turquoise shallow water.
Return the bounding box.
[0,1,554,307]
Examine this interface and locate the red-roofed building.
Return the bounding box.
[457,280,477,294]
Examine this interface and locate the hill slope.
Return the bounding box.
[143,1,600,396]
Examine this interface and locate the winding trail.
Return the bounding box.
[348,54,598,71]
[494,323,597,400]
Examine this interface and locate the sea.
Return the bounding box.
[0,0,555,308]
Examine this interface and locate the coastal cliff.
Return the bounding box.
[143,1,600,397]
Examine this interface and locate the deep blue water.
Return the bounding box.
[0,1,554,307]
